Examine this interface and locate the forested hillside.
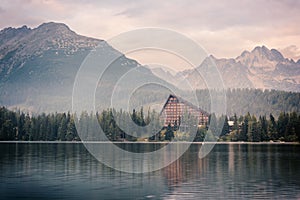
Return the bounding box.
[195,88,300,117]
[0,106,299,142]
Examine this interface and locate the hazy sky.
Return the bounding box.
[1,0,300,60]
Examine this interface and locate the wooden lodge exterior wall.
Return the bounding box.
[161,95,209,127]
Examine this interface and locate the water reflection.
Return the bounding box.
[0,143,299,199]
[161,144,300,199]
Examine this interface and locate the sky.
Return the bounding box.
[1,0,300,61]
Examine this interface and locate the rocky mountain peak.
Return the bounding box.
[34,22,75,37]
[236,46,286,71]
[170,45,300,92]
[270,49,285,61]
[240,50,250,58]
[37,22,70,30]
[0,25,31,46]
[0,22,103,82]
[250,45,284,62]
[0,25,31,35]
[252,45,268,53]
[0,22,101,58]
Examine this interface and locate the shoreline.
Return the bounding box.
[0,141,299,145]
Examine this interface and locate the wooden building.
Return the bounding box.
[161,94,209,127]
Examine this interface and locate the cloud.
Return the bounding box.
[280,45,300,61]
[79,0,300,59]
[0,0,70,28]
[0,0,299,60]
[114,0,300,31]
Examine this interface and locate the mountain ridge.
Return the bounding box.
[0,22,177,113]
[154,46,300,92]
[0,22,299,113]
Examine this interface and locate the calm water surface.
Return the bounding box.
[0,143,299,199]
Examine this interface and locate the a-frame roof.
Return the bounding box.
[160,94,209,116]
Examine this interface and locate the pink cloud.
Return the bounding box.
[280,45,300,61]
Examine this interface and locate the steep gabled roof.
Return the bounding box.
[160,94,209,116]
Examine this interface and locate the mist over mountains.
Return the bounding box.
[154,46,300,92]
[0,22,299,114]
[0,22,100,111]
[0,22,175,112]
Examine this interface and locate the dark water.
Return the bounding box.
[0,143,299,199]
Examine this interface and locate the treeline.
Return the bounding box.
[77,108,162,141]
[195,88,300,117]
[0,106,299,142]
[218,112,300,142]
[0,106,161,141]
[0,107,78,141]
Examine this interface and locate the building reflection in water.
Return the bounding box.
[1,143,300,199]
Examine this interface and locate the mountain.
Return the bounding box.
[170,46,300,92]
[152,46,300,92]
[1,22,299,113]
[0,22,102,112]
[149,67,179,87]
[0,22,176,113]
[235,46,300,90]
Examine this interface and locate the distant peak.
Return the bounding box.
[262,45,268,50]
[270,49,284,60]
[240,50,250,57]
[208,54,216,60]
[1,25,30,32]
[0,25,31,36]
[252,45,270,53]
[38,22,68,27]
[18,25,30,31]
[32,22,78,37]
[36,22,71,31]
[248,45,285,61]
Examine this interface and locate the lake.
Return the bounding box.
[0,143,299,199]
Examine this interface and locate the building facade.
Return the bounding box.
[161,94,209,127]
